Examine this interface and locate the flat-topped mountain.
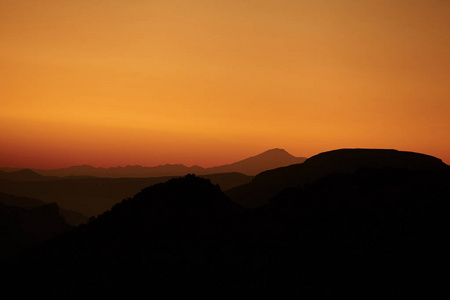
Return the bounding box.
[10,148,306,178]
[227,148,449,208]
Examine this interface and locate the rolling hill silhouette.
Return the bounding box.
[2,165,448,298]
[227,148,449,207]
[19,148,306,177]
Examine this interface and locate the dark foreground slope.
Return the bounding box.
[2,166,449,298]
[227,148,448,207]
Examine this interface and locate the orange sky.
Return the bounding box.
[1,0,449,168]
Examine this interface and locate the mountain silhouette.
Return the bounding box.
[0,192,88,226]
[0,173,251,217]
[2,168,448,298]
[227,148,449,207]
[206,148,306,175]
[21,149,306,178]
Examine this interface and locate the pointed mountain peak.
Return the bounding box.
[206,148,307,176]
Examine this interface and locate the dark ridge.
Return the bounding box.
[87,174,243,237]
[227,148,448,208]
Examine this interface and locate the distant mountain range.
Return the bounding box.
[0,149,303,217]
[0,148,307,178]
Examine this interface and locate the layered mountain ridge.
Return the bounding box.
[1,148,306,178]
[2,147,449,298]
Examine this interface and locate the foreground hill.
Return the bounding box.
[13,148,305,177]
[227,148,449,207]
[0,173,251,216]
[3,166,449,298]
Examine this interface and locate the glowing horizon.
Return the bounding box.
[1,0,449,168]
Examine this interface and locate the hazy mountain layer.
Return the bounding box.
[4,148,306,177]
[0,173,251,217]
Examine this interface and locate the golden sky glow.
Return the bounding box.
[1,0,449,168]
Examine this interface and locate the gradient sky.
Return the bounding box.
[1,0,449,168]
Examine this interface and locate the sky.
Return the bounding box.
[1,0,449,168]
